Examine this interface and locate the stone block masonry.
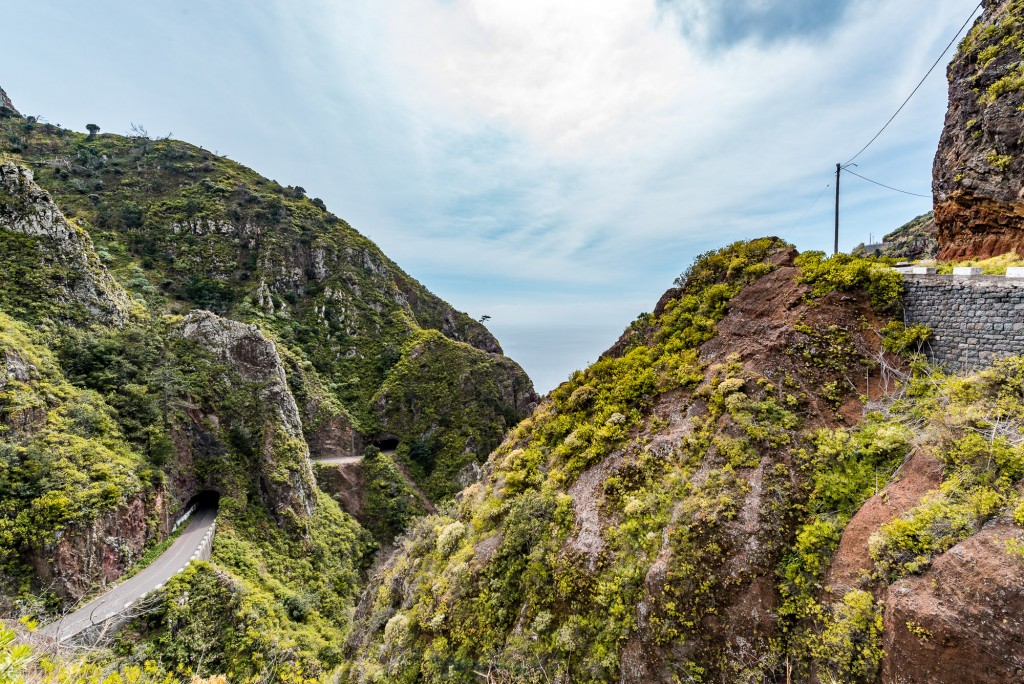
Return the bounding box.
[902,274,1024,371]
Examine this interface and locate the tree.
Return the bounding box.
[86,123,100,140]
[479,314,491,323]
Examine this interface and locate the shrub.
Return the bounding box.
[794,251,903,312]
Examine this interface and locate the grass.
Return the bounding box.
[934,251,1024,274]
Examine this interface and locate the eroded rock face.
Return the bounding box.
[314,461,366,521]
[0,162,132,324]
[882,523,1024,683]
[30,492,170,600]
[933,0,1024,259]
[0,86,17,116]
[179,310,317,522]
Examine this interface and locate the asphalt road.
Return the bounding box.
[39,504,217,643]
[312,455,362,466]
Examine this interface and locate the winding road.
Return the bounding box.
[39,503,217,643]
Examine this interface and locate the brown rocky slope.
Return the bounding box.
[934,0,1024,259]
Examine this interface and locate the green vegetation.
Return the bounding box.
[0,111,533,513]
[0,313,152,596]
[0,102,532,679]
[359,447,428,541]
[342,239,902,683]
[778,416,913,681]
[935,250,1024,274]
[4,84,1024,681]
[987,150,1015,171]
[957,0,1024,104]
[374,329,534,501]
[794,251,903,311]
[869,358,1024,581]
[125,491,370,682]
[341,242,1024,683]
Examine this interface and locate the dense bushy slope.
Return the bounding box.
[342,242,1024,679]
[0,104,535,502]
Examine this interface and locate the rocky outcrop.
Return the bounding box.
[0,86,17,117]
[179,311,317,522]
[279,350,364,461]
[881,523,1024,683]
[314,460,366,520]
[933,0,1024,259]
[370,330,538,500]
[826,449,943,597]
[0,162,132,325]
[30,492,170,600]
[342,243,908,683]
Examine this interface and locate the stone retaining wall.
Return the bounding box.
[902,274,1024,370]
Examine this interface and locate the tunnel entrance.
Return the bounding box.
[178,490,221,526]
[374,437,400,451]
[185,490,221,509]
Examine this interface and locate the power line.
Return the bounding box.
[844,2,982,165]
[783,180,832,240]
[843,168,932,198]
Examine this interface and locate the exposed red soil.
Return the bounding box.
[701,255,896,429]
[936,196,1024,260]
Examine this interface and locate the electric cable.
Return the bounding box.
[842,168,932,198]
[844,2,982,165]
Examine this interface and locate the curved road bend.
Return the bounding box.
[40,503,217,643]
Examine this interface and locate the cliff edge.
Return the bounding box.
[934,0,1024,259]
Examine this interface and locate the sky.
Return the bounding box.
[4,0,979,392]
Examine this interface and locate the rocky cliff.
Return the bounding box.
[854,212,938,260]
[177,310,318,523]
[0,86,17,117]
[0,162,133,325]
[934,0,1024,259]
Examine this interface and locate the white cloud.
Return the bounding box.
[3,0,974,392]
[273,0,970,390]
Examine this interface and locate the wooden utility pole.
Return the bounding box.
[834,162,841,255]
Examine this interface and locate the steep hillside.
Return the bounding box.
[341,240,950,682]
[854,212,937,260]
[0,86,535,680]
[934,0,1024,259]
[0,94,535,506]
